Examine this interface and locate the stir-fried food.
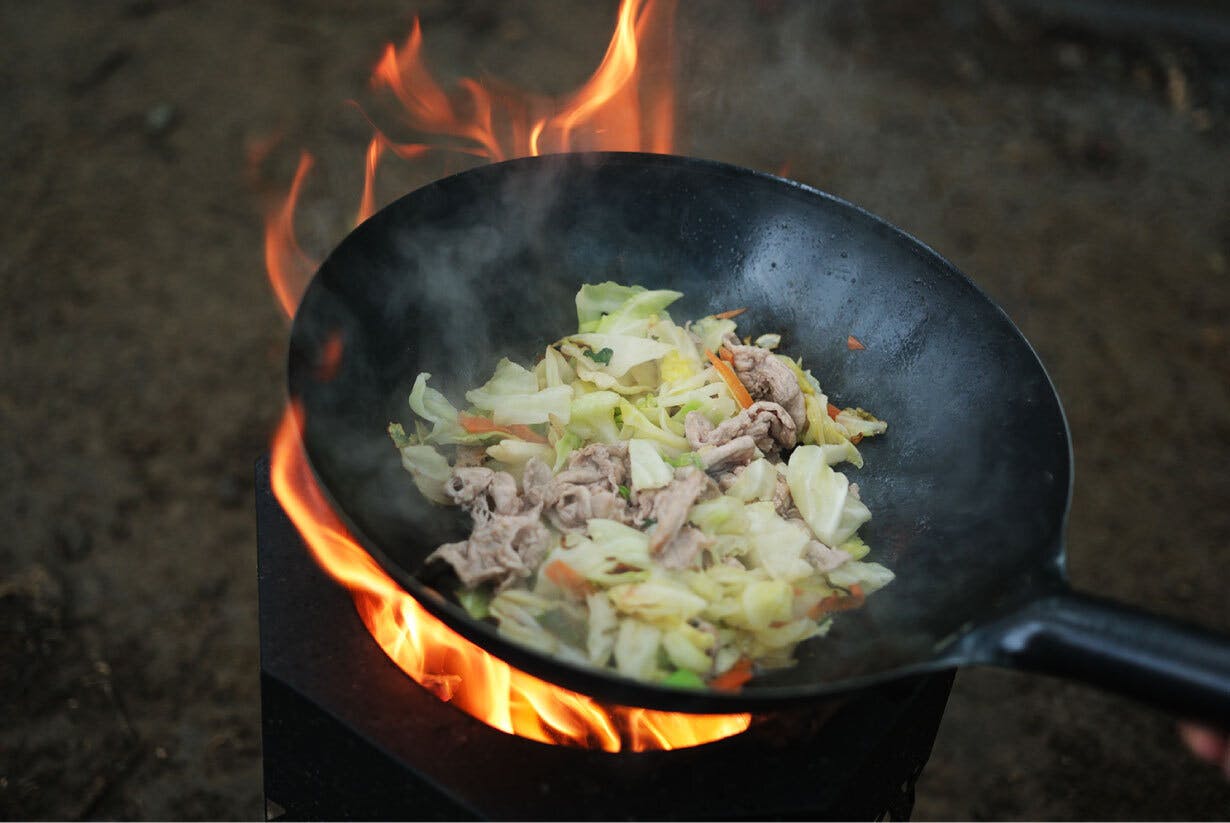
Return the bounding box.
[388,282,892,689]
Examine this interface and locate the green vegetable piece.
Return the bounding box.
[661,669,706,689]
[665,452,704,469]
[641,517,657,530]
[387,422,412,448]
[618,484,631,500]
[583,347,615,365]
[456,587,492,620]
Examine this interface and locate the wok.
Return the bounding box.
[288,152,1230,722]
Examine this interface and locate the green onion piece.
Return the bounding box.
[583,347,615,365]
[661,669,706,689]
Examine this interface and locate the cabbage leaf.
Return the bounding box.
[628,438,674,491]
[787,445,871,547]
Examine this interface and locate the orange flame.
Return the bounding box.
[262,0,752,750]
[369,0,676,165]
[271,406,751,750]
[263,151,317,318]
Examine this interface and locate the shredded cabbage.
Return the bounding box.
[787,445,872,547]
[396,442,452,504]
[465,358,572,425]
[628,438,674,491]
[389,281,894,690]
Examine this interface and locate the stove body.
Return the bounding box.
[256,456,954,820]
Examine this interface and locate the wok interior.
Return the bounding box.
[289,153,1071,705]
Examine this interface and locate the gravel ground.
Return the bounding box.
[2,1,1228,819]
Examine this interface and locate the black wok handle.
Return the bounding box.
[994,591,1230,727]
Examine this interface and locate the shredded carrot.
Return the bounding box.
[717,346,735,363]
[457,413,549,445]
[713,307,748,320]
[704,349,754,409]
[826,402,840,421]
[850,433,864,445]
[847,335,865,351]
[807,583,866,620]
[543,560,591,597]
[709,657,755,692]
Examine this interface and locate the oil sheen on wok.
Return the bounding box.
[389,282,893,691]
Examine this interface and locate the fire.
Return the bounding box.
[369,0,675,163]
[272,406,750,751]
[262,0,753,751]
[262,151,316,319]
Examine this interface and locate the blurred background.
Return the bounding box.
[2,0,1228,818]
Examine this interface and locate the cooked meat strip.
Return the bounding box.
[656,525,711,571]
[521,452,636,533]
[445,466,522,521]
[637,467,711,554]
[429,465,554,589]
[520,457,554,503]
[804,539,851,573]
[695,434,760,472]
[428,504,552,590]
[772,472,795,517]
[683,411,712,449]
[556,441,628,488]
[685,400,797,455]
[548,484,634,532]
[724,343,806,430]
[446,466,497,507]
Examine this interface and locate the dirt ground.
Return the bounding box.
[2,0,1229,819]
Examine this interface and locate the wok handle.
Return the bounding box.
[995,591,1230,727]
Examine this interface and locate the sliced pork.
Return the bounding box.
[656,525,711,571]
[556,441,628,488]
[724,344,806,431]
[428,465,553,589]
[428,504,552,590]
[695,434,760,472]
[521,445,636,533]
[685,400,797,456]
[446,466,522,520]
[637,467,713,555]
[804,540,851,574]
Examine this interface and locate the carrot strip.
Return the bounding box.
[505,424,548,444]
[704,349,754,409]
[847,335,865,351]
[717,346,734,363]
[709,657,755,692]
[807,583,866,619]
[713,307,748,320]
[457,413,549,445]
[850,433,864,445]
[543,559,591,597]
[826,402,840,421]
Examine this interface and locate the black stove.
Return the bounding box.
[256,455,954,820]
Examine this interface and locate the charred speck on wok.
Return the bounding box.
[388,282,891,691]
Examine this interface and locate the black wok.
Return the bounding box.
[288,152,1230,722]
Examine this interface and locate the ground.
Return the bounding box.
[2,0,1229,819]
